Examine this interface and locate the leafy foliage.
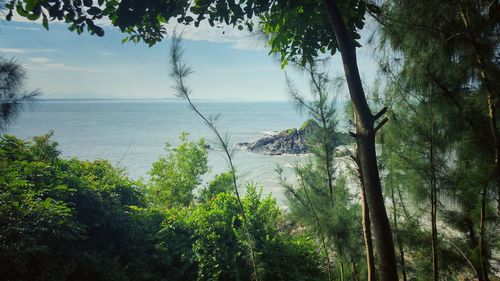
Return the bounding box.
[6,0,378,64]
[168,184,326,281]
[147,132,208,209]
[198,171,234,203]
[0,133,325,280]
[0,133,159,281]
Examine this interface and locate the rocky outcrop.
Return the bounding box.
[237,120,318,155]
[237,120,353,155]
[237,130,306,155]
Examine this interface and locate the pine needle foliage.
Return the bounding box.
[280,63,364,281]
[377,1,499,279]
[0,57,40,131]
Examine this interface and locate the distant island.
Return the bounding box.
[237,120,353,155]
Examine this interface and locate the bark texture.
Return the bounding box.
[323,1,398,280]
[355,149,376,281]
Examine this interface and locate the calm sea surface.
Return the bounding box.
[6,100,309,204]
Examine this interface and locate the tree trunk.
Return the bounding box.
[458,3,500,216]
[356,149,377,281]
[486,92,500,216]
[351,258,360,281]
[465,217,485,281]
[389,178,407,281]
[337,234,346,281]
[320,105,335,199]
[339,261,345,281]
[475,35,500,218]
[299,175,334,281]
[479,186,490,281]
[361,178,377,281]
[429,124,439,281]
[323,1,398,280]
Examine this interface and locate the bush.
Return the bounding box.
[0,133,326,281]
[0,134,157,281]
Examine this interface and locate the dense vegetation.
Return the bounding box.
[0,133,325,281]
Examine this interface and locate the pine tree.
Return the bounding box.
[376,1,499,279]
[0,57,39,131]
[279,64,364,281]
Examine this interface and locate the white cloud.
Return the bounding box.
[99,51,115,56]
[0,48,56,54]
[1,26,42,31]
[29,57,51,63]
[0,48,28,54]
[25,59,99,72]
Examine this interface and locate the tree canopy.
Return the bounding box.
[6,0,378,65]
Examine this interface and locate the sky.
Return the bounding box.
[0,12,380,101]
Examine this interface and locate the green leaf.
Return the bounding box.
[16,3,28,17]
[42,13,49,30]
[246,22,253,32]
[87,7,102,16]
[94,26,104,37]
[25,0,38,11]
[6,10,13,21]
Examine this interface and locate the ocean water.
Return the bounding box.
[5,100,308,204]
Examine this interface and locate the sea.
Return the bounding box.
[5,100,310,204]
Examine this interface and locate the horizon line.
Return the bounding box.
[37,97,291,102]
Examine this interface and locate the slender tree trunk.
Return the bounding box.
[323,1,398,280]
[299,175,334,281]
[477,51,500,218]
[316,72,336,201]
[361,182,377,281]
[479,186,490,281]
[458,3,500,216]
[478,82,500,218]
[429,125,439,281]
[339,261,345,281]
[351,258,360,281]
[337,234,346,281]
[396,182,412,221]
[465,217,485,281]
[171,40,260,281]
[356,149,377,281]
[320,107,335,199]
[389,178,407,281]
[471,44,495,281]
[475,34,500,217]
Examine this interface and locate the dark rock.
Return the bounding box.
[237,119,353,155]
[237,120,316,155]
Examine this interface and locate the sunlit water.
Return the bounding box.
[6,100,310,204]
